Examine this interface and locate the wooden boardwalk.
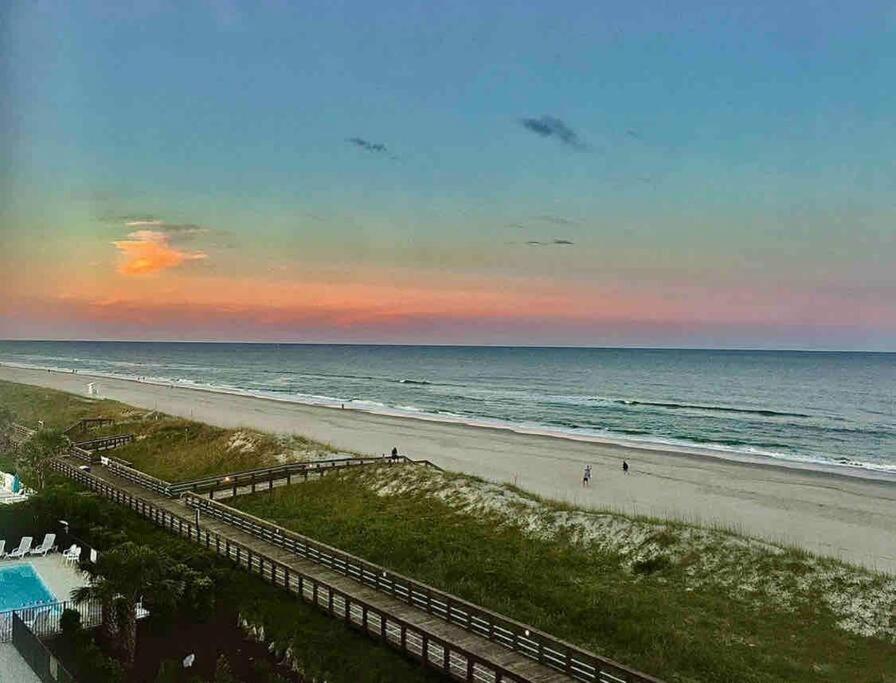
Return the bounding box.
[54,458,581,682]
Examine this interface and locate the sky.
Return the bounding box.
[1,1,895,350]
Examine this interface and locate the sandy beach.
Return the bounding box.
[2,364,895,573]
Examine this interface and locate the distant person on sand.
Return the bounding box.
[623,460,629,474]
[391,446,399,461]
[583,464,592,487]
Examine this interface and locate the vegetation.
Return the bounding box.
[74,542,214,667]
[56,609,125,683]
[0,379,341,482]
[231,468,896,683]
[0,475,442,682]
[16,428,67,488]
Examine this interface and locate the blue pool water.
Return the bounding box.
[0,564,57,611]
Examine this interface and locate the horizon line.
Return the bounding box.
[0,338,894,354]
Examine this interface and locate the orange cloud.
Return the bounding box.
[112,230,207,276]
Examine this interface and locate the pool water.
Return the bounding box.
[0,564,57,611]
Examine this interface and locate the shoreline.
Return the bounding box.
[2,360,893,483]
[2,364,895,573]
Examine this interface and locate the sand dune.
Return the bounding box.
[2,364,895,574]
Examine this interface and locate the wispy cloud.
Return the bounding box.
[123,219,209,236]
[524,239,575,247]
[519,116,589,151]
[346,137,389,154]
[113,230,207,276]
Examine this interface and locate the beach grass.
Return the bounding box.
[230,467,896,683]
[0,379,339,482]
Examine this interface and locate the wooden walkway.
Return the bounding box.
[53,458,581,683]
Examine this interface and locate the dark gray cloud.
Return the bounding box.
[535,214,578,226]
[519,116,588,150]
[524,239,575,247]
[346,137,388,154]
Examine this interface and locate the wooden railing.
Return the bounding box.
[68,445,94,464]
[183,494,659,683]
[102,457,171,497]
[73,434,134,452]
[48,459,533,683]
[167,456,436,497]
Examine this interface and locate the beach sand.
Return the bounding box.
[2,365,895,573]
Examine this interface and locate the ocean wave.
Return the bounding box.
[398,379,431,385]
[613,399,811,419]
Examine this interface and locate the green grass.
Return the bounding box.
[0,379,131,430]
[231,470,896,683]
[0,379,338,482]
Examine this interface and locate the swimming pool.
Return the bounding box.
[0,564,57,611]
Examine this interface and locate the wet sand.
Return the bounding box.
[2,364,895,573]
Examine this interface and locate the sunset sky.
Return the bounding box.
[2,1,895,349]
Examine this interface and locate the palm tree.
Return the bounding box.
[72,543,210,667]
[17,428,67,488]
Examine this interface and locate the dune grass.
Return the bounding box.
[0,379,340,482]
[231,468,896,683]
[0,379,131,430]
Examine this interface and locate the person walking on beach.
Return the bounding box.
[391,446,399,462]
[582,464,592,487]
[623,460,629,474]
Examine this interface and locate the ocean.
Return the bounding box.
[0,341,893,475]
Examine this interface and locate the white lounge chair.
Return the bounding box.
[6,537,32,559]
[30,534,56,557]
[0,541,5,558]
[62,545,81,565]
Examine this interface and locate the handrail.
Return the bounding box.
[183,494,660,683]
[102,457,171,496]
[169,456,389,496]
[73,434,134,452]
[168,455,442,497]
[68,445,94,464]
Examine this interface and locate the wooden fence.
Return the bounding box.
[72,434,134,452]
[167,455,439,498]
[63,417,115,436]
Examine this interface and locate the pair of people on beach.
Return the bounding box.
[583,460,630,486]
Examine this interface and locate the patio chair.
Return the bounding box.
[0,541,5,558]
[6,536,32,559]
[29,533,56,557]
[62,545,81,565]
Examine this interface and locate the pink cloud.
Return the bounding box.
[112,230,207,276]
